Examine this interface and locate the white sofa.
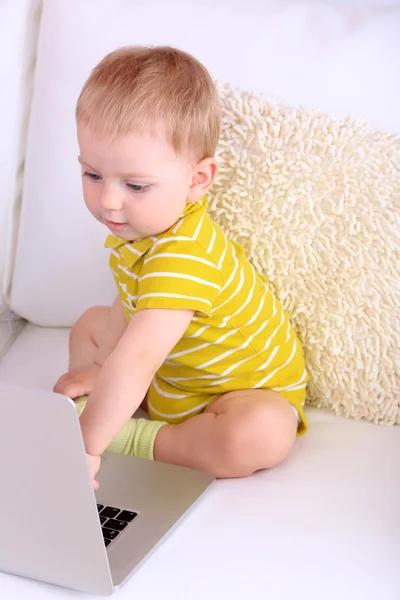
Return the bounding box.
[0,1,399,598]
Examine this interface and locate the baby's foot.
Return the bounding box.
[74,395,88,416]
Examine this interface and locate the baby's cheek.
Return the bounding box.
[155,198,182,228]
[137,203,159,225]
[85,197,100,220]
[82,186,95,210]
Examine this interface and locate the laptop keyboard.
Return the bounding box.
[97,504,137,547]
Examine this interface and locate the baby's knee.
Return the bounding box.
[70,306,110,341]
[218,398,298,476]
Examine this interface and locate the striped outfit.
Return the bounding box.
[105,196,309,434]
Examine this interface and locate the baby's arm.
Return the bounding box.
[79,308,194,457]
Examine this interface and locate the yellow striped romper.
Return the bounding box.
[105,196,309,434]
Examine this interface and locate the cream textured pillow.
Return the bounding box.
[208,84,400,425]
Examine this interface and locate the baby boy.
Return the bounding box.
[54,46,308,488]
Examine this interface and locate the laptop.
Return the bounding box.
[0,383,215,595]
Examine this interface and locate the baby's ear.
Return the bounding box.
[187,158,218,202]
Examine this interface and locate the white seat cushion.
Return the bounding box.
[10,0,400,325]
[0,324,399,598]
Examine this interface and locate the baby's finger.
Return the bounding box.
[56,371,71,383]
[53,373,74,392]
[53,379,68,393]
[59,382,86,398]
[93,478,100,491]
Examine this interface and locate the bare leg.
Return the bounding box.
[68,306,110,371]
[154,390,298,478]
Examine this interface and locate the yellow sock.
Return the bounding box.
[74,396,167,460]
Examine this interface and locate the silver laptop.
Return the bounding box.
[0,383,215,595]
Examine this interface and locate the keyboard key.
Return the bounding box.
[100,506,121,519]
[104,539,112,547]
[118,510,137,523]
[103,519,128,532]
[97,504,104,512]
[102,527,119,540]
[100,516,107,525]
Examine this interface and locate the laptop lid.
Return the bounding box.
[0,383,113,595]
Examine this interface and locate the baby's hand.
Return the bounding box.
[86,453,101,490]
[53,363,101,399]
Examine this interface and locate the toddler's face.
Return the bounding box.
[77,124,195,241]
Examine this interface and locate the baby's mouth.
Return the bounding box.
[105,219,129,232]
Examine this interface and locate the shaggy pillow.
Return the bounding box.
[208,84,400,426]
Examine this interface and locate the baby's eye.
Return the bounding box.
[126,183,149,193]
[83,171,101,181]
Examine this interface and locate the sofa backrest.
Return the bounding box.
[0,0,41,317]
[8,0,400,325]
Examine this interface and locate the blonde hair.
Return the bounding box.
[76,46,221,162]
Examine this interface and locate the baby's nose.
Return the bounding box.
[99,187,123,211]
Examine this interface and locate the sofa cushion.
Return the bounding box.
[10,0,400,325]
[0,323,399,598]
